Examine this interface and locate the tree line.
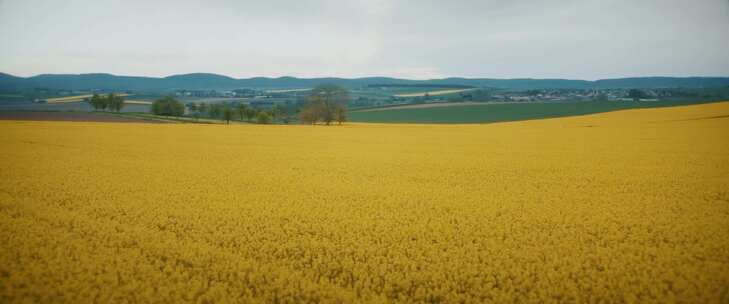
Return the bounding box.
[150,84,350,125]
[88,93,125,112]
[189,102,285,124]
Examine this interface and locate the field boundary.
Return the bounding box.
[348,99,729,124]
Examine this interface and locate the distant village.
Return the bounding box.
[19,85,728,108]
[172,88,311,99]
[169,87,697,104]
[352,87,702,107]
[167,87,679,101]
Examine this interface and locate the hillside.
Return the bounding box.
[1,72,728,91]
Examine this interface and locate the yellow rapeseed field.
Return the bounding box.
[1,102,728,303]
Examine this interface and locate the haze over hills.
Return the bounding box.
[1,72,728,92]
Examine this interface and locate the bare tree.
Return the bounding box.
[299,107,318,125]
[256,111,271,124]
[301,84,350,125]
[236,103,248,121]
[334,105,347,125]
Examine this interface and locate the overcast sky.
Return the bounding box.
[0,0,727,80]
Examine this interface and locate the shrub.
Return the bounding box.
[256,111,271,124]
[151,96,185,116]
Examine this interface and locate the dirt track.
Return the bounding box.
[352,101,491,112]
[351,101,553,112]
[0,112,165,123]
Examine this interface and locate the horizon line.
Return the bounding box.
[2,71,729,82]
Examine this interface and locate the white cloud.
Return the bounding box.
[0,0,727,79]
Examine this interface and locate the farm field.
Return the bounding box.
[354,101,506,112]
[0,111,165,123]
[392,88,476,97]
[266,88,312,93]
[349,99,724,123]
[0,102,150,113]
[1,102,728,302]
[45,93,131,103]
[123,99,153,105]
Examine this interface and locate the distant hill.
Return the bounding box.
[1,72,728,91]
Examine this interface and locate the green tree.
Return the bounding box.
[628,89,644,101]
[280,103,298,124]
[151,96,185,116]
[170,99,185,116]
[198,103,208,118]
[269,104,283,122]
[106,93,125,112]
[208,104,223,119]
[236,103,248,121]
[99,95,109,111]
[222,106,234,124]
[186,102,198,114]
[89,94,104,111]
[187,102,200,120]
[244,107,257,121]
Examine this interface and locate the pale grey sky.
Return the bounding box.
[0,0,727,79]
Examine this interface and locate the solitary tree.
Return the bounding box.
[89,94,104,111]
[256,111,272,124]
[300,84,350,125]
[151,96,185,117]
[187,102,198,116]
[171,99,185,116]
[222,106,234,124]
[106,93,125,112]
[198,103,208,118]
[269,104,283,122]
[236,103,248,121]
[187,103,201,120]
[244,107,257,121]
[280,103,298,124]
[334,105,347,125]
[208,104,222,119]
[628,89,644,101]
[99,95,109,111]
[299,107,318,125]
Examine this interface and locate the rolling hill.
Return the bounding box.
[1,72,728,92]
